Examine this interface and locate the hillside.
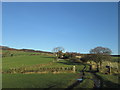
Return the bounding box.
[0,46,53,58]
[0,46,52,53]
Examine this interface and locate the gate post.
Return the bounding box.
[73,66,76,73]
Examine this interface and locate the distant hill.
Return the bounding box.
[0,46,119,57]
[0,46,53,54]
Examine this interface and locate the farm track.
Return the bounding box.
[65,65,86,89]
[65,64,102,89]
[82,64,101,88]
[65,72,84,90]
[92,72,104,88]
[92,72,101,88]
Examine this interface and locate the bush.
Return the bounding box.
[80,55,90,63]
[69,57,81,63]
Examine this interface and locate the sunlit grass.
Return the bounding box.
[2,73,79,88]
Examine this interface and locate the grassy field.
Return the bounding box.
[111,57,120,62]
[74,72,94,88]
[74,79,94,88]
[2,50,120,88]
[96,72,120,88]
[2,55,54,71]
[3,73,79,88]
[2,51,82,88]
[2,50,32,57]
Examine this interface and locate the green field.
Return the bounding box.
[111,57,120,62]
[3,55,54,71]
[96,73,120,88]
[2,51,82,88]
[2,50,120,88]
[3,73,79,88]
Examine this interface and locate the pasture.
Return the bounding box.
[2,50,120,88]
[3,73,79,88]
[2,55,53,72]
[96,72,119,88]
[2,51,82,88]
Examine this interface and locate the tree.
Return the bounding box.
[52,47,65,58]
[80,54,95,71]
[90,46,112,55]
[89,46,112,72]
[81,54,91,63]
[62,52,77,59]
[63,52,70,59]
[62,52,81,63]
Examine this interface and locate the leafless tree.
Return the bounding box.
[89,46,112,72]
[52,47,65,58]
[90,46,112,55]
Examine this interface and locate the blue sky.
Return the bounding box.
[2,2,118,54]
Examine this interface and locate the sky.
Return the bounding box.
[2,2,118,54]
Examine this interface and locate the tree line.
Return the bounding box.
[52,46,112,72]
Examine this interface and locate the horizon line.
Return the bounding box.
[1,45,119,55]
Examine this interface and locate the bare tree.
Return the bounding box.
[90,46,112,55]
[52,47,65,58]
[89,46,112,72]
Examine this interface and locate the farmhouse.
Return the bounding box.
[75,55,82,58]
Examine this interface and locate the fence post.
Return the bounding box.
[73,66,76,73]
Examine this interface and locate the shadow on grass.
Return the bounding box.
[42,57,55,58]
[95,73,120,88]
[2,88,53,90]
[65,81,82,90]
[46,85,57,89]
[56,61,82,65]
[103,79,120,88]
